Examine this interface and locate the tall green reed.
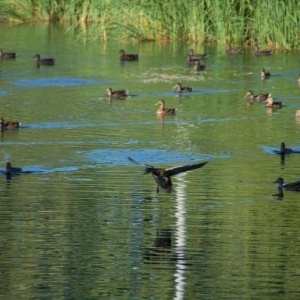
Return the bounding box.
[0,0,300,48]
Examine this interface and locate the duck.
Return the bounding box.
[225,44,240,54]
[188,49,209,60]
[273,142,297,156]
[274,177,300,192]
[254,43,272,56]
[119,49,138,61]
[186,54,201,64]
[261,67,271,78]
[265,94,282,108]
[5,162,22,179]
[194,61,205,72]
[173,82,192,93]
[0,118,20,131]
[156,99,176,116]
[33,54,55,65]
[0,49,16,59]
[128,157,208,194]
[106,88,129,99]
[245,90,269,101]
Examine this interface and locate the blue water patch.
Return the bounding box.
[87,148,215,166]
[0,90,8,96]
[12,77,99,87]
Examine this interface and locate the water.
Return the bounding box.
[0,23,300,299]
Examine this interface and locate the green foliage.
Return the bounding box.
[0,0,300,48]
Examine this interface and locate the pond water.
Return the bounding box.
[0,23,300,299]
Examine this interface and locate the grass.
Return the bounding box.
[0,0,300,48]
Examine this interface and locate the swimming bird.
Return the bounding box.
[194,61,205,72]
[265,94,282,108]
[225,44,240,54]
[173,82,192,93]
[119,49,138,61]
[245,90,269,101]
[0,49,16,59]
[188,49,209,60]
[106,88,129,99]
[33,54,55,65]
[275,142,300,156]
[254,43,272,56]
[156,99,176,116]
[0,118,20,131]
[5,162,22,179]
[274,177,300,192]
[128,157,208,193]
[186,54,200,64]
[261,67,271,79]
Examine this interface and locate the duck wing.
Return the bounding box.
[165,161,208,176]
[127,157,153,167]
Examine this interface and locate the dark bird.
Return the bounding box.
[128,157,208,193]
[188,49,209,59]
[156,99,176,116]
[173,82,192,93]
[106,88,129,99]
[274,177,300,192]
[254,43,272,56]
[194,61,205,72]
[245,90,269,101]
[5,162,22,180]
[0,49,16,59]
[0,117,20,131]
[225,44,240,54]
[33,54,55,65]
[265,94,282,108]
[119,49,138,61]
[261,67,271,79]
[274,142,300,156]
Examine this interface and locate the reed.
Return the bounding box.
[1,0,300,48]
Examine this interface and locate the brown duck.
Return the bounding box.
[225,44,240,54]
[245,90,269,101]
[119,49,138,61]
[265,94,282,108]
[128,157,208,193]
[156,99,176,116]
[106,88,129,99]
[254,43,272,56]
[33,54,55,65]
[173,82,192,93]
[0,118,20,131]
[0,49,16,59]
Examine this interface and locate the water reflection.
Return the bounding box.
[174,174,187,300]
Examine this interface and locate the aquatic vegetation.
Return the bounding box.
[0,0,300,48]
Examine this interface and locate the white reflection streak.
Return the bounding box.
[174,173,187,300]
